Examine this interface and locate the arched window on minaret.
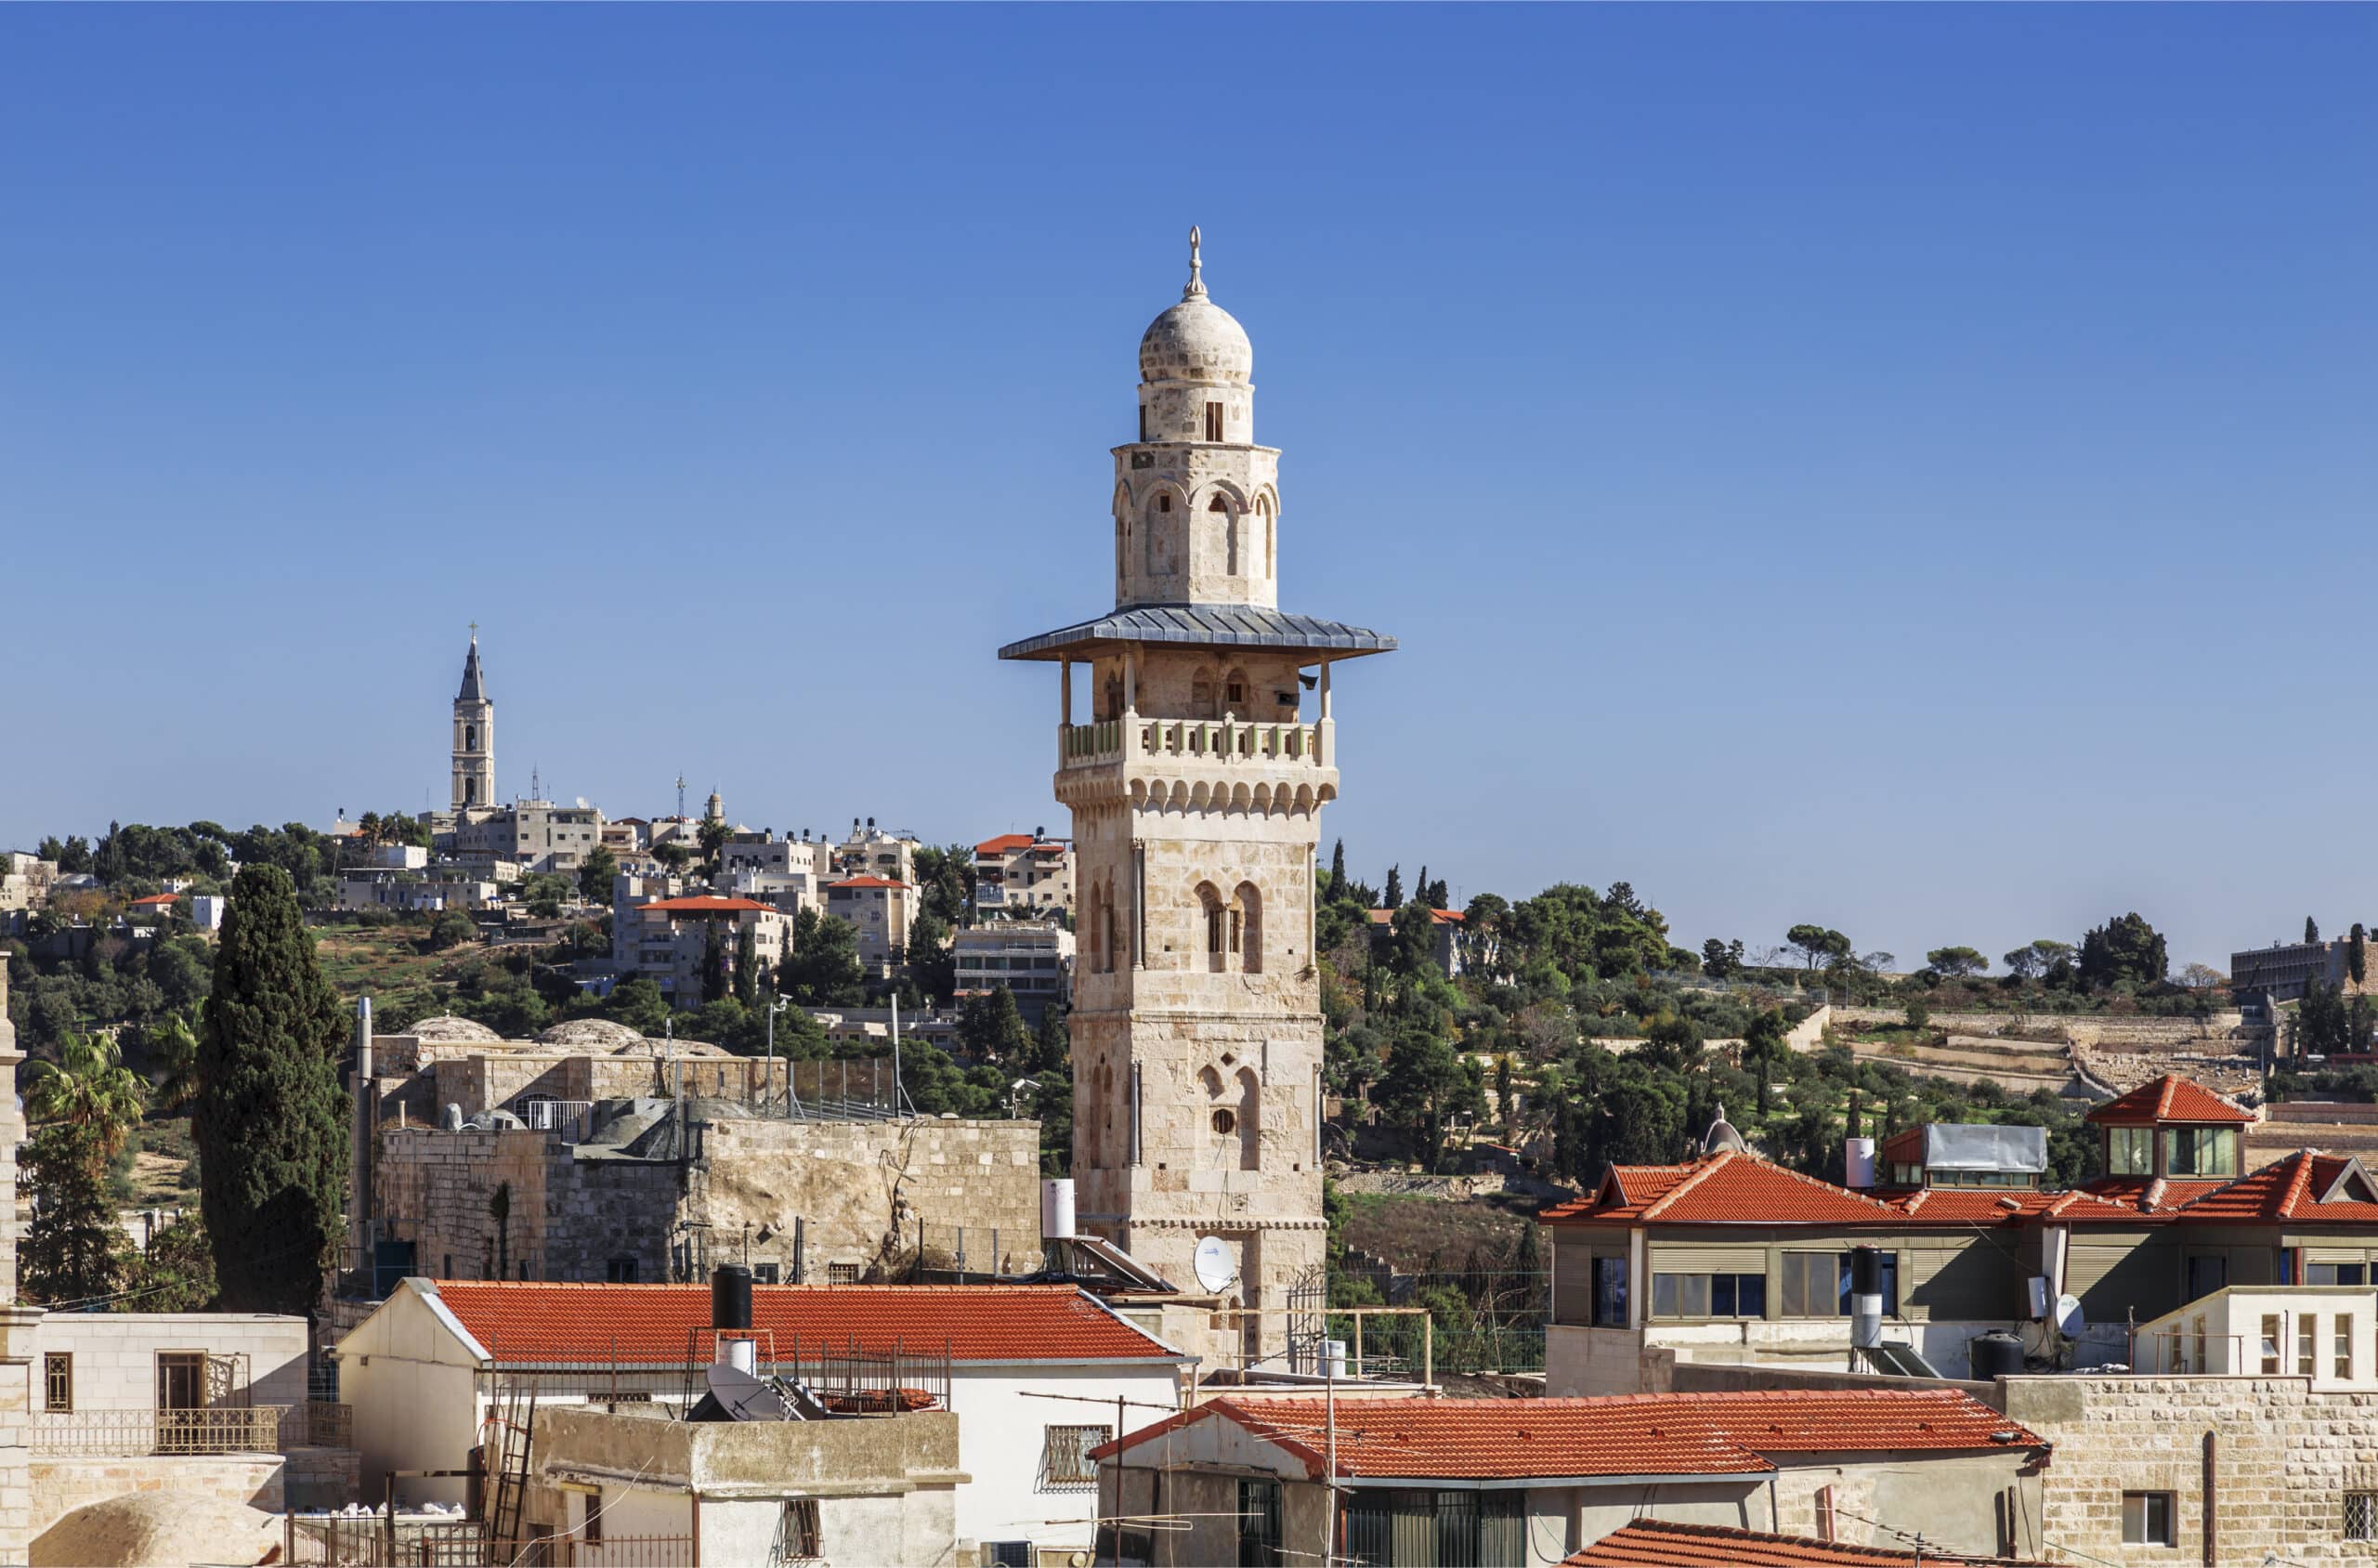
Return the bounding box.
[1210,494,1237,576]
[1222,666,1249,721]
[1235,881,1263,974]
[464,778,477,805]
[1145,493,1172,575]
[1259,496,1274,579]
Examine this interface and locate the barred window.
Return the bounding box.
[2347,1491,2377,1542]
[827,1262,861,1285]
[1043,1423,1111,1488]
[777,1498,821,1560]
[43,1353,71,1413]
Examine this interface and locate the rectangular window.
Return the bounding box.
[1204,401,1224,442]
[1138,405,1150,442]
[1652,1272,1762,1320]
[828,1262,861,1285]
[2122,1492,2175,1547]
[43,1353,71,1413]
[2109,1126,2154,1175]
[2164,1126,2241,1177]
[1237,1478,1282,1566]
[2339,1316,2355,1381]
[2264,1313,2283,1374]
[605,1257,639,1284]
[2309,1261,2369,1287]
[2349,1491,2378,1542]
[1042,1423,1110,1487]
[1591,1256,1629,1327]
[779,1498,821,1560]
[2303,1315,2320,1377]
[580,1489,603,1544]
[1781,1252,1834,1317]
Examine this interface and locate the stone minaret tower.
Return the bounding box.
[1000,231,1394,1365]
[0,957,38,1557]
[451,629,494,813]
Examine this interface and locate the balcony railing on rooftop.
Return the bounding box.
[31,1401,352,1457]
[1059,718,1322,769]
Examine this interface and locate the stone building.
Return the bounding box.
[826,876,915,975]
[338,1018,1042,1314]
[451,629,493,812]
[973,830,1074,921]
[1000,230,1396,1362]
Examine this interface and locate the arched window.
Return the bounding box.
[1198,882,1226,973]
[1094,1058,1115,1166]
[464,778,477,804]
[1117,517,1128,593]
[1215,495,1238,576]
[1101,882,1119,974]
[1259,497,1274,578]
[1234,881,1263,974]
[1190,666,1216,716]
[464,725,477,751]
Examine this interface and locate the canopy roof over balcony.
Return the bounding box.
[999,602,1397,663]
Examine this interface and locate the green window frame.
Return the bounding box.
[2108,1126,2154,1176]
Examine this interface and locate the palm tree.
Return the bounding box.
[26,1030,148,1157]
[145,1013,201,1116]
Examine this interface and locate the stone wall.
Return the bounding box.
[2001,1373,2378,1565]
[29,1454,282,1536]
[371,1116,1041,1288]
[1830,1007,2241,1049]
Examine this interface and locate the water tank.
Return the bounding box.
[1844,1137,1877,1190]
[712,1264,753,1330]
[1849,1246,1886,1297]
[1324,1339,1349,1379]
[1969,1331,2025,1381]
[1041,1178,1077,1240]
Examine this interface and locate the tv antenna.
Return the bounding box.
[676,774,688,820]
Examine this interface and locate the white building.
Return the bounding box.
[825,876,915,975]
[2132,1284,2378,1389]
[333,1278,1190,1562]
[954,921,1074,1027]
[835,818,918,885]
[973,832,1074,921]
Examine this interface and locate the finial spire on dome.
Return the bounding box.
[1183,225,1207,301]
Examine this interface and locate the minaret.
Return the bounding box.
[1000,231,1394,1365]
[451,628,495,813]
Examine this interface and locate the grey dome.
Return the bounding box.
[408,1015,503,1043]
[1140,295,1251,386]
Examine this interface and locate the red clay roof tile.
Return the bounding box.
[427,1282,1178,1367]
[1568,1520,2046,1566]
[636,895,772,914]
[2084,1075,2253,1127]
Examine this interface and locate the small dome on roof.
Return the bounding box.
[1139,226,1251,386]
[407,1015,503,1043]
[33,1492,279,1567]
[1703,1104,1749,1156]
[539,1018,643,1051]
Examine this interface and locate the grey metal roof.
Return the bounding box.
[456,642,487,703]
[999,603,1397,662]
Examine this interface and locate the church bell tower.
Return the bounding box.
[451,629,494,813]
[1000,231,1395,1364]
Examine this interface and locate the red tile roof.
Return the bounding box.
[1568,1520,2045,1567]
[126,893,180,907]
[974,833,1034,856]
[829,876,910,891]
[1090,1390,2039,1482]
[2076,1176,2228,1215]
[2160,1150,2378,1222]
[426,1282,1181,1367]
[1364,907,1465,924]
[1543,1151,1912,1227]
[2085,1075,2253,1127]
[637,895,771,915]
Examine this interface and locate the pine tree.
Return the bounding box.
[2308,916,2322,945]
[1383,865,1404,910]
[20,1124,124,1305]
[733,922,759,1007]
[193,864,347,1317]
[1328,840,1347,890]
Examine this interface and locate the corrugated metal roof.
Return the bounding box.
[998,602,1397,661]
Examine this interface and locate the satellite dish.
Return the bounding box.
[705,1361,792,1422]
[1193,1235,1237,1293]
[2055,1293,2085,1338]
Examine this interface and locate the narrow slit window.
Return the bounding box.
[1205,401,1223,441]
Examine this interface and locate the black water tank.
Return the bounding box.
[712,1263,752,1330]
[1849,1246,1885,1297]
[1969,1331,2024,1380]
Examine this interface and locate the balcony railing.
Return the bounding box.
[33,1405,292,1457]
[1059,718,1323,770]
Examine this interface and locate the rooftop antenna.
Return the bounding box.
[530,764,542,802]
[676,774,688,821]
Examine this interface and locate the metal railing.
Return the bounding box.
[281,1401,353,1449]
[524,1098,594,1133]
[33,1405,289,1457]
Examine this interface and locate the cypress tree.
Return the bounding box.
[1328,839,1347,890]
[733,922,759,1007]
[2352,923,2367,987]
[194,864,347,1317]
[701,919,726,1004]
[1383,865,1404,910]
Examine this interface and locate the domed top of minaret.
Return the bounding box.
[1139,227,1251,387]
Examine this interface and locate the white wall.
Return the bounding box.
[332,1285,487,1506]
[35,1313,309,1411]
[947,1362,1181,1557]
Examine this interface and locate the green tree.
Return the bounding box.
[697,817,733,877]
[1743,1008,1789,1116]
[1494,1055,1513,1128]
[193,864,347,1317]
[908,909,956,1004]
[733,922,759,1007]
[1925,947,1988,980]
[145,1012,202,1115]
[700,919,726,1005]
[957,987,1033,1069]
[423,910,477,952]
[2308,916,2322,945]
[1905,998,1932,1033]
[910,845,975,927]
[124,1211,219,1312]
[1376,1012,1464,1170]
[2077,913,2169,990]
[20,1123,123,1305]
[25,1030,147,1159]
[1033,1006,1070,1077]
[1700,938,1743,979]
[2354,924,2368,987]
[1382,865,1403,910]
[1327,840,1347,890]
[1386,900,1438,978]
[778,908,867,1007]
[577,843,619,905]
[1785,924,1852,973]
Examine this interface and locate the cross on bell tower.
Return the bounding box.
[999,231,1396,1365]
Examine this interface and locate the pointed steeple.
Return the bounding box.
[456,628,488,703]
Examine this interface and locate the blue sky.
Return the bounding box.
[3,6,2372,973]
